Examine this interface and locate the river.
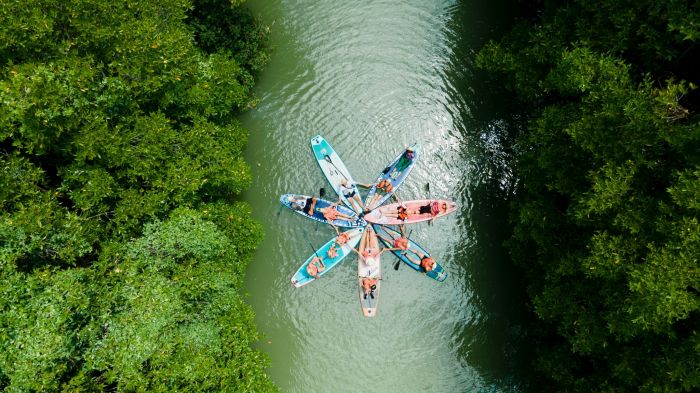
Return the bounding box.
[240,1,529,392]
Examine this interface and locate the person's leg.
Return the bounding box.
[369,229,379,250]
[353,195,365,210]
[376,232,392,244]
[359,229,368,254]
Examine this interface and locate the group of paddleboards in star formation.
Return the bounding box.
[280,135,457,317]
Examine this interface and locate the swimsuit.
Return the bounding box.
[302,197,313,215]
[418,204,431,215]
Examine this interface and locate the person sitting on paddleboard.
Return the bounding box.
[306,256,326,278]
[361,277,378,299]
[319,203,355,222]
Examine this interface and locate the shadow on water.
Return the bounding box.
[446,0,534,391]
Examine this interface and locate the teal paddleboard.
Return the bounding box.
[310,135,364,213]
[373,224,447,282]
[291,227,364,287]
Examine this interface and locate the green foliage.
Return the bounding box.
[188,0,270,73]
[84,209,273,391]
[0,0,272,391]
[478,0,700,391]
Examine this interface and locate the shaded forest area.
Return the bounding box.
[0,0,275,391]
[477,0,700,391]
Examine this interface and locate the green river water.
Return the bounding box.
[240,1,529,392]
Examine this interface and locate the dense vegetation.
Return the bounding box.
[477,1,700,391]
[0,0,275,391]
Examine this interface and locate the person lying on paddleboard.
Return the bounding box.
[376,230,410,251]
[306,256,326,278]
[408,201,448,219]
[319,203,355,222]
[331,226,351,246]
[366,179,394,210]
[351,226,387,263]
[389,147,415,179]
[301,196,318,215]
[361,277,378,299]
[338,179,372,213]
[403,252,436,272]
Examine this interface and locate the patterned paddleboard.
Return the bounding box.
[280,194,366,228]
[310,135,363,213]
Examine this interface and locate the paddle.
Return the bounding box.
[315,188,326,232]
[393,228,413,271]
[307,240,321,259]
[323,155,349,181]
[302,228,326,277]
[425,182,433,226]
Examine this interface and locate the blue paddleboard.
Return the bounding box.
[280,194,366,228]
[364,144,420,211]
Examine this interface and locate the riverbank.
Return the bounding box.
[0,1,274,390]
[477,1,700,391]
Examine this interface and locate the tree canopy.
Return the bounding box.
[477,0,700,391]
[0,0,274,390]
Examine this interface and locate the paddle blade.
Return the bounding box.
[319,187,326,198]
[394,260,400,270]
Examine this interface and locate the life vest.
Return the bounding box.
[421,257,435,272]
[397,206,408,221]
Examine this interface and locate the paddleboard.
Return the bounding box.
[358,226,381,317]
[364,144,420,211]
[373,224,447,282]
[364,199,457,225]
[291,227,364,287]
[280,194,367,228]
[310,135,364,213]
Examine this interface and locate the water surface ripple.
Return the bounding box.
[242,1,526,392]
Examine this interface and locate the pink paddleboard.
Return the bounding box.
[363,199,458,225]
